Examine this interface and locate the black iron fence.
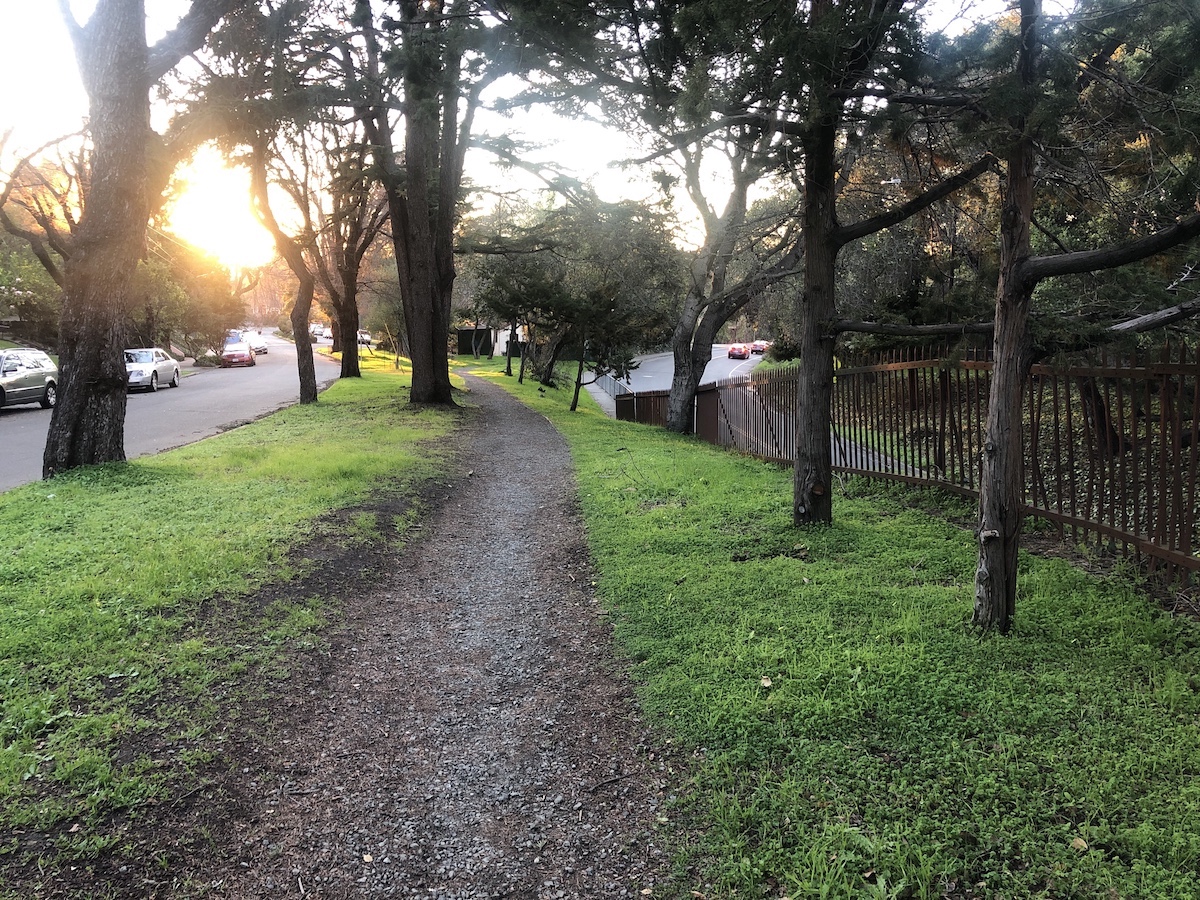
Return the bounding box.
[615,344,1200,586]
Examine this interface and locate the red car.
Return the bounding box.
[220,342,256,367]
[727,343,750,360]
[751,340,770,354]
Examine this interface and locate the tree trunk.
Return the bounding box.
[43,0,150,477]
[392,155,453,403]
[973,0,1040,633]
[571,337,586,412]
[290,277,319,403]
[793,118,839,526]
[666,285,728,433]
[336,270,362,379]
[665,287,707,433]
[539,329,570,387]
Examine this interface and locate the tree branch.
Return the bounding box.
[147,0,242,82]
[1023,212,1200,283]
[836,153,997,246]
[832,320,993,337]
[1108,295,1200,334]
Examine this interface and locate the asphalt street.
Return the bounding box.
[623,345,763,392]
[1,333,340,493]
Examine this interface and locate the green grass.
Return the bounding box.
[469,355,1200,900]
[0,353,456,860]
[7,347,1200,898]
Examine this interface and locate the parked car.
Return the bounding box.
[750,340,770,355]
[220,342,256,367]
[124,347,180,391]
[357,329,372,346]
[0,347,58,409]
[727,343,751,360]
[242,331,269,354]
[322,326,334,340]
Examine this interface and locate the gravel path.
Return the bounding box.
[196,375,678,899]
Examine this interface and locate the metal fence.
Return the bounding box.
[592,372,632,399]
[616,344,1200,586]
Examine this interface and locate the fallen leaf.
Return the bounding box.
[640,890,653,896]
[363,853,374,863]
[68,823,81,833]
[760,676,773,688]
[1071,838,1088,852]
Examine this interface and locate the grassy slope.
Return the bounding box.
[470,358,1200,900]
[0,355,456,862]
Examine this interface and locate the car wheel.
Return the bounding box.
[40,382,56,409]
[170,368,180,388]
[149,372,159,392]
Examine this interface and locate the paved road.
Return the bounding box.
[1,333,340,492]
[623,345,763,392]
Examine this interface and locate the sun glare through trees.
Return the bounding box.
[164,147,276,272]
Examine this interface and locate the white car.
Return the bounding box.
[322,326,334,340]
[125,347,180,392]
[357,329,372,346]
[243,331,269,354]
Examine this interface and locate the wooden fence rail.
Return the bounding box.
[615,344,1200,587]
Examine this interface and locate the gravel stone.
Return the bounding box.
[192,375,678,898]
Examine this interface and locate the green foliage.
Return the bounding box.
[0,233,60,347]
[470,199,683,385]
[472,354,1200,899]
[0,363,453,857]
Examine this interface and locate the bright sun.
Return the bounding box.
[165,147,276,271]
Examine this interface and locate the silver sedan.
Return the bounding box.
[125,348,181,392]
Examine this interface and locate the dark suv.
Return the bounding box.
[0,348,58,409]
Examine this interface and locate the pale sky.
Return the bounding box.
[0,4,89,155]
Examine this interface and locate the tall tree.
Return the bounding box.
[972,0,1200,631]
[42,0,239,477]
[249,132,321,402]
[473,199,682,408]
[496,1,809,432]
[346,0,504,404]
[309,131,389,378]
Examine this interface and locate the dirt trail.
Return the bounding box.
[194,375,678,898]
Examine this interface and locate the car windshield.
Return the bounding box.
[125,350,153,364]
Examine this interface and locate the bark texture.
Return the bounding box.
[354,0,481,407]
[792,116,839,526]
[43,0,150,476]
[43,0,236,476]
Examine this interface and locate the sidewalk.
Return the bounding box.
[584,380,618,417]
